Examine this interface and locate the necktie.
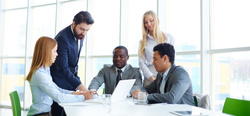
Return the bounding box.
[116,70,122,86]
[76,40,79,55]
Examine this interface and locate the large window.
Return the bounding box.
[30,5,56,56]
[212,52,250,110]
[4,0,27,9]
[3,9,27,57]
[211,0,250,111]
[211,0,250,49]
[166,0,201,93]
[1,0,250,112]
[126,0,157,54]
[90,0,120,56]
[0,59,25,106]
[1,6,27,107]
[166,0,200,52]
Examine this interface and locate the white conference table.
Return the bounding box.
[59,98,230,116]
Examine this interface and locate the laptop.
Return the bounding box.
[85,79,136,104]
[111,79,135,103]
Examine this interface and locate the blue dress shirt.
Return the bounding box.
[28,66,84,116]
[160,66,172,94]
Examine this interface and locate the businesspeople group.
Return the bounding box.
[27,10,195,116]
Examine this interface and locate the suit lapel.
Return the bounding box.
[110,65,117,89]
[122,64,131,79]
[66,25,78,65]
[157,73,163,93]
[164,64,177,92]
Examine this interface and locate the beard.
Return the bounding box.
[73,27,84,40]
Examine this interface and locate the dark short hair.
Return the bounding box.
[113,45,128,56]
[153,43,175,64]
[73,11,94,25]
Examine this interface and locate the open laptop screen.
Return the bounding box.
[111,79,136,103]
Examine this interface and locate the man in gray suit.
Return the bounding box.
[132,43,195,105]
[88,46,142,94]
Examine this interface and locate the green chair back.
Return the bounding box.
[194,96,198,106]
[9,91,21,116]
[222,97,250,116]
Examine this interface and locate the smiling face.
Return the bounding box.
[72,22,92,40]
[144,14,155,33]
[113,48,129,69]
[51,44,58,63]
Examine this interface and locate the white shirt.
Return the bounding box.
[28,67,84,116]
[139,33,175,79]
[115,65,127,79]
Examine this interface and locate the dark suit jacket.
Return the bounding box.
[88,64,142,94]
[50,25,83,90]
[142,64,195,105]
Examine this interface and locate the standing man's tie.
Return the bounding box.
[116,70,122,86]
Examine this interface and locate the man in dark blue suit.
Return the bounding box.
[50,11,94,116]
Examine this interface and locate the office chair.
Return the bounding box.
[194,96,198,106]
[193,93,211,110]
[222,97,250,116]
[9,91,21,116]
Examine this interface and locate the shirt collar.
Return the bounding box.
[40,66,50,73]
[147,33,155,40]
[115,64,127,73]
[163,66,172,81]
[70,25,77,41]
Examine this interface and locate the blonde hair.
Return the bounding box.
[26,36,57,81]
[139,10,168,58]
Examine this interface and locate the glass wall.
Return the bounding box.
[211,0,250,49]
[0,0,250,112]
[126,0,157,54]
[166,0,200,52]
[0,59,25,106]
[3,9,27,57]
[211,0,250,111]
[30,5,56,56]
[90,0,120,56]
[212,52,250,110]
[166,0,201,93]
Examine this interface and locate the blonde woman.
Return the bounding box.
[26,37,94,116]
[139,10,175,87]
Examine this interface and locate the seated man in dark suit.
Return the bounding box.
[132,43,195,105]
[88,46,142,95]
